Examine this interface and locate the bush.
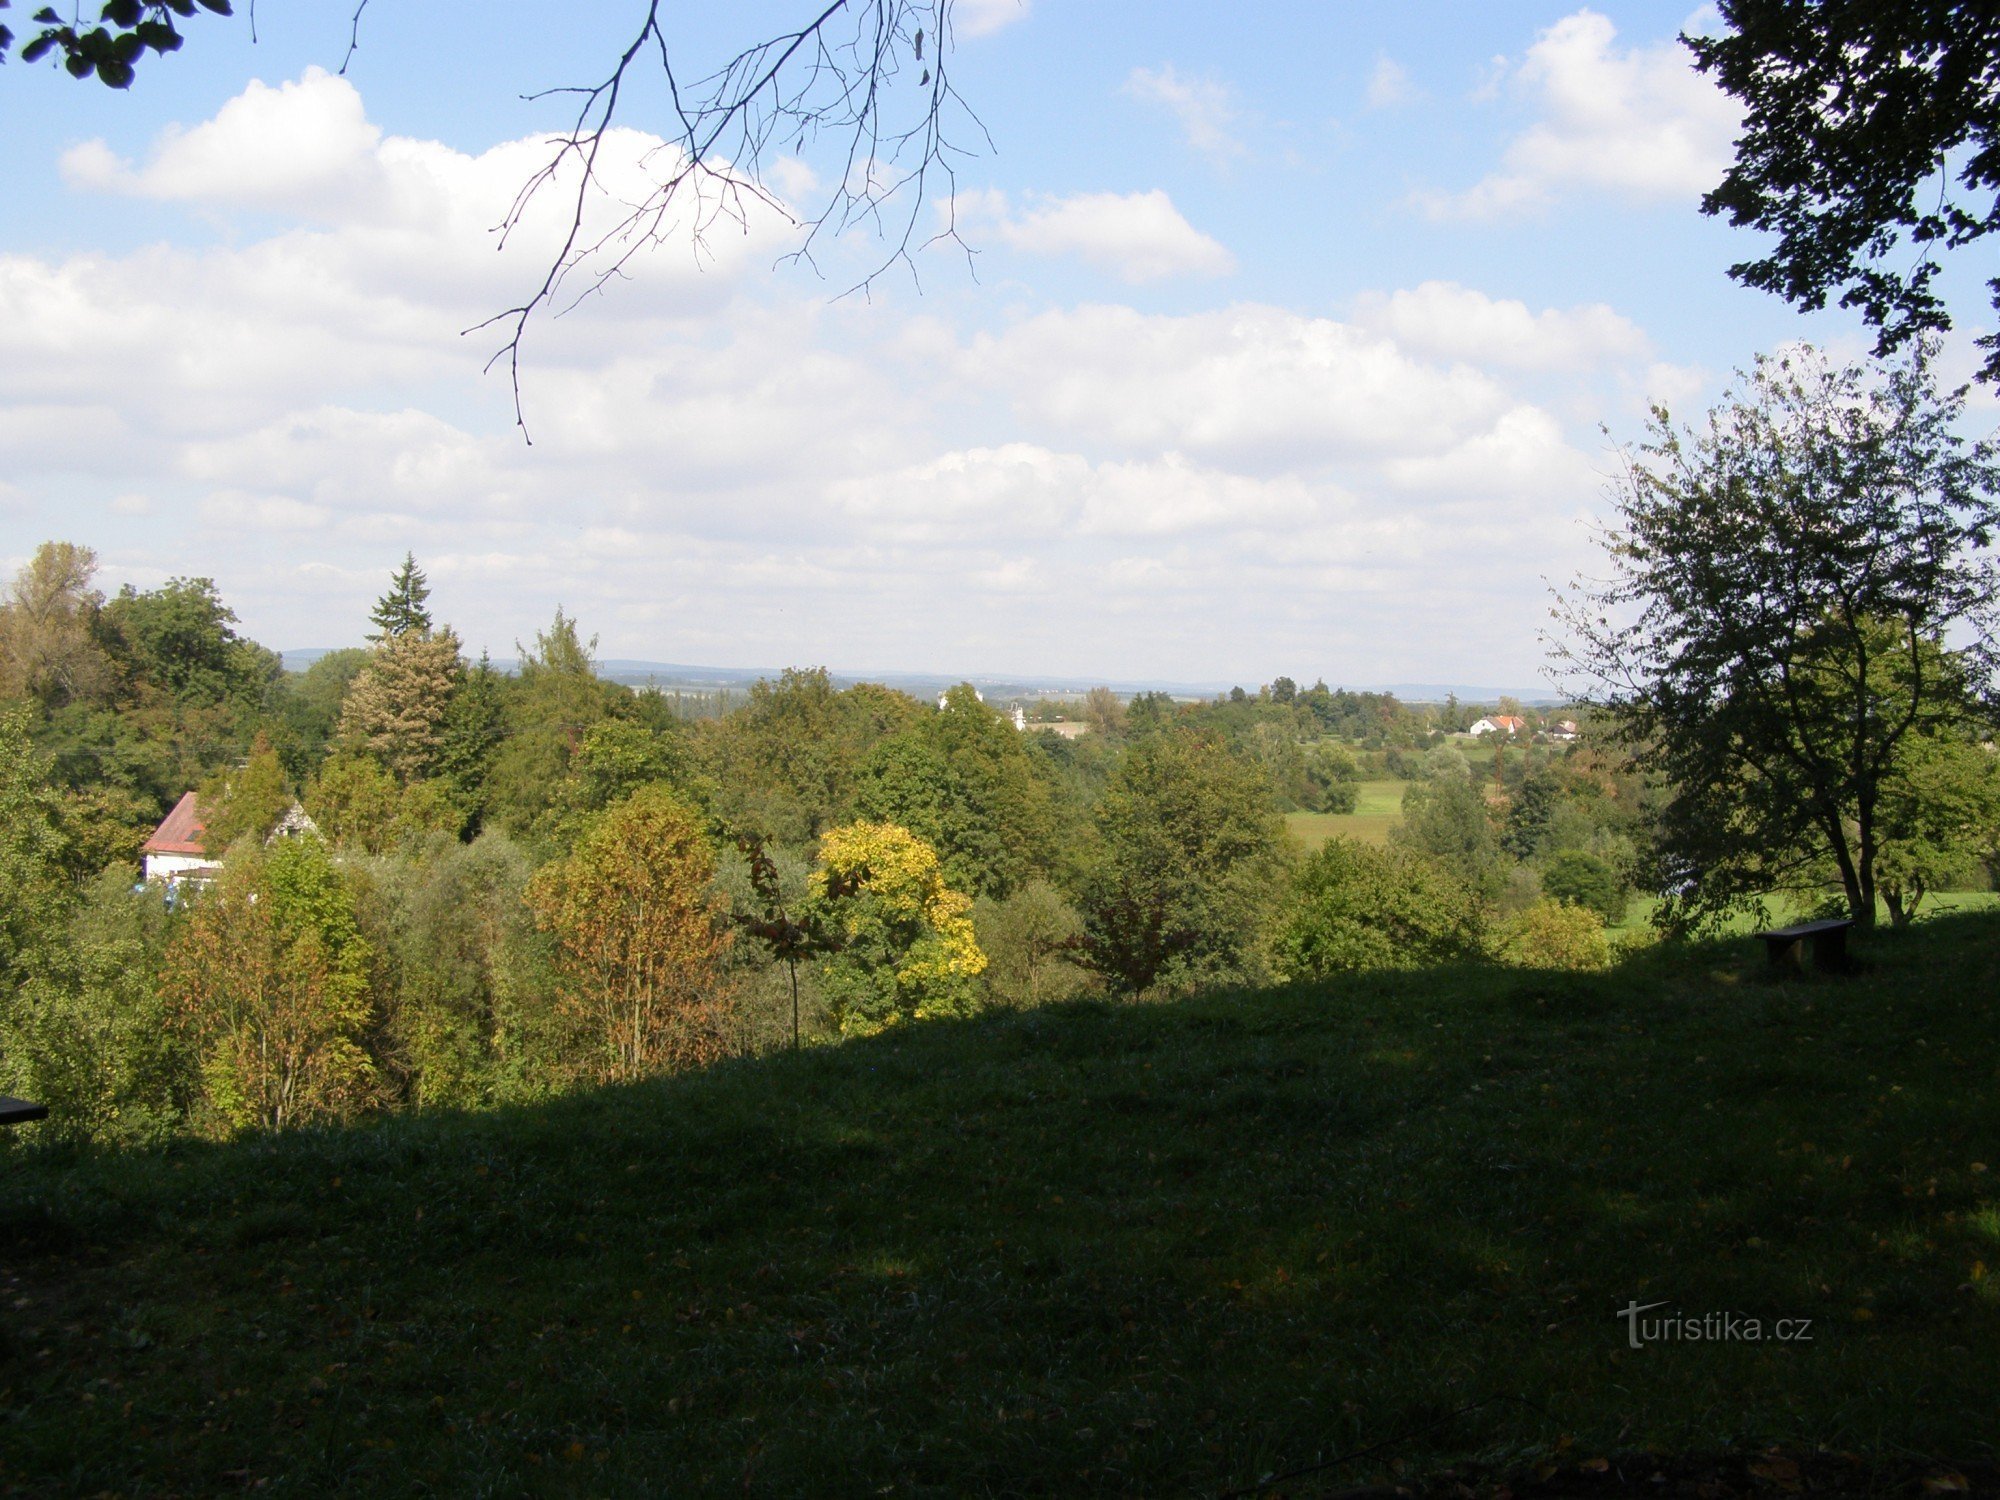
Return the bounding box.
[1542,850,1628,925]
[1504,897,1613,972]
[1274,838,1486,979]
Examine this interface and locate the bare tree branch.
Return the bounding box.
[463,1,991,441]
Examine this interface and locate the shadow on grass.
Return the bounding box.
[2,914,1996,1495]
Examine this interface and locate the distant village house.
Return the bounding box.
[140,792,221,886]
[1468,714,1528,737]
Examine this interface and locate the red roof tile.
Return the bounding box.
[142,792,209,857]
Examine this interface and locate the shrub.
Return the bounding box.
[1504,897,1613,972]
[1274,838,1486,979]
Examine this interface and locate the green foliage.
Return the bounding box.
[1502,896,1613,972]
[973,880,1090,1009]
[1,869,187,1144]
[484,609,625,835]
[368,553,434,642]
[0,706,91,993]
[855,685,1053,899]
[372,831,561,1108]
[1691,2,2000,381]
[266,648,370,784]
[198,732,292,850]
[1074,731,1283,996]
[161,835,379,1133]
[1541,849,1628,926]
[526,785,735,1080]
[1557,345,2000,929]
[1274,838,1487,979]
[3,0,232,88]
[102,576,273,708]
[806,821,986,1035]
[1870,728,2000,925]
[1392,771,1503,897]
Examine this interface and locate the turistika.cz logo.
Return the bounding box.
[1617,1300,1814,1349]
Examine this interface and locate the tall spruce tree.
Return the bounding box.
[368,554,433,642]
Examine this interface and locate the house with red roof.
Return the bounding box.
[141,792,222,886]
[1468,714,1528,737]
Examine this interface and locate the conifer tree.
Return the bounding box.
[368,553,433,642]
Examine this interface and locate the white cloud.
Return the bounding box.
[955,0,1031,38]
[964,303,1516,471]
[958,189,1235,282]
[2,70,1658,684]
[1366,55,1417,109]
[62,68,387,218]
[1421,9,1739,219]
[1123,65,1246,162]
[1352,281,1650,371]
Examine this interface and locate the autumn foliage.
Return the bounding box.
[526,785,735,1081]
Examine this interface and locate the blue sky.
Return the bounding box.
[3,2,1991,689]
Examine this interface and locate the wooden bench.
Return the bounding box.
[1753,917,1855,974]
[0,1095,49,1126]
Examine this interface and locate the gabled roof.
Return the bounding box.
[142,792,209,857]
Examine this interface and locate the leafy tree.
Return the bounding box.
[0,706,89,994]
[160,835,379,1133]
[432,652,508,825]
[805,820,985,1036]
[1867,726,2000,925]
[267,648,370,783]
[337,626,464,783]
[1393,772,1503,897]
[368,552,434,642]
[1541,849,1628,926]
[1273,838,1486,979]
[198,731,292,850]
[0,541,112,707]
[485,609,625,834]
[1074,731,1283,997]
[375,831,560,1107]
[1502,897,1613,973]
[102,576,276,707]
[1689,3,2000,380]
[2,0,234,88]
[973,880,1089,1009]
[1503,769,1562,862]
[1080,685,1127,737]
[2,869,187,1144]
[525,785,735,1081]
[1555,346,2000,929]
[855,684,1051,898]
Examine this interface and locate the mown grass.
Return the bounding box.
[3,916,1998,1496]
[1285,779,1407,848]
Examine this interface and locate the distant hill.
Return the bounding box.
[279,650,1562,704]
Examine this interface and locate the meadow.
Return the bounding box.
[1283,777,1407,848]
[3,914,1996,1495]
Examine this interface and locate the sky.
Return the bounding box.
[3,2,1994,691]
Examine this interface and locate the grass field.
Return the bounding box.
[3,915,1998,1494]
[1285,778,1407,848]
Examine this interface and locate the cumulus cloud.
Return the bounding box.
[1352,281,1650,371]
[1,69,1646,683]
[1420,9,1739,219]
[1123,65,1246,162]
[957,189,1235,282]
[963,303,1515,471]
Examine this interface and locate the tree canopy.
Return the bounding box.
[1690,1,2000,380]
[1556,344,2000,929]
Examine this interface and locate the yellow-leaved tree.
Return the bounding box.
[807,821,985,1037]
[160,835,379,1134]
[525,784,734,1082]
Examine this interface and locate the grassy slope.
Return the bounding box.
[3,918,1998,1496]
